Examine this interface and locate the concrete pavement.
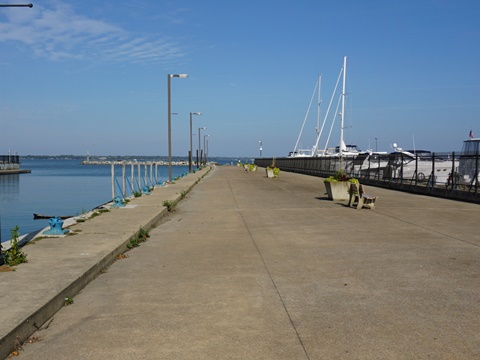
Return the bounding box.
[2,166,480,359]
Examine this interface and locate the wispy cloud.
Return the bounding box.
[0,2,186,65]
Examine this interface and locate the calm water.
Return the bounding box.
[0,159,192,243]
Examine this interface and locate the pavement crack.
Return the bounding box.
[376,211,480,248]
[226,177,311,360]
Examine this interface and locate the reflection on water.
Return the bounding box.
[0,174,20,202]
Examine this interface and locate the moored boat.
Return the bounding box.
[289,56,364,159]
[355,143,457,184]
[385,144,456,184]
[458,134,480,185]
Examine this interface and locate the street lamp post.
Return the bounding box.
[198,127,206,168]
[258,141,262,157]
[167,73,188,183]
[206,136,211,164]
[189,112,201,173]
[203,134,210,164]
[375,137,378,152]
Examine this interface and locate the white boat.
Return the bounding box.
[458,136,480,185]
[289,56,363,159]
[384,143,457,184]
[288,149,314,157]
[352,151,387,178]
[354,143,457,184]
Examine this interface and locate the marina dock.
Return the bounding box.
[0,154,30,175]
[0,169,31,175]
[1,166,479,359]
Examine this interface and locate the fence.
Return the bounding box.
[255,151,480,203]
[0,155,19,164]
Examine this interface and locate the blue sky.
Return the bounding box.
[0,0,479,158]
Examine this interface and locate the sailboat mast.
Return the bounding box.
[340,56,347,157]
[316,74,322,134]
[313,74,322,155]
[293,80,318,156]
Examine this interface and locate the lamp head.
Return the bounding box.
[170,74,189,78]
[192,112,202,115]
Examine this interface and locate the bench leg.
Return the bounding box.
[356,197,364,209]
[349,195,359,207]
[363,199,376,209]
[348,193,354,207]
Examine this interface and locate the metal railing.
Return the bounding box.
[255,151,480,202]
[0,155,20,164]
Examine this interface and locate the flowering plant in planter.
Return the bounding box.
[324,170,358,184]
[323,171,358,200]
[265,158,280,178]
[266,166,280,178]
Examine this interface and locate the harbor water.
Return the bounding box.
[0,159,193,243]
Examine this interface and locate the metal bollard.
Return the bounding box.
[44,217,69,235]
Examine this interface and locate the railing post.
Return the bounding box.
[122,162,126,198]
[137,163,141,191]
[413,153,417,186]
[450,152,455,191]
[400,152,404,185]
[431,152,436,189]
[111,162,115,200]
[475,151,479,194]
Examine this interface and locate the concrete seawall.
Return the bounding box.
[1,165,480,359]
[0,166,210,359]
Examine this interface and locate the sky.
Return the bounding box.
[0,0,479,158]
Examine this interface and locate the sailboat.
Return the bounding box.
[289,74,322,157]
[289,56,363,158]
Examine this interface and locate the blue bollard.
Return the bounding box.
[142,186,150,195]
[44,217,69,235]
[112,196,125,208]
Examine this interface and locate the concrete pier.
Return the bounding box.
[0,169,31,175]
[1,166,479,359]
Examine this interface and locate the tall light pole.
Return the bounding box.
[258,141,263,157]
[206,136,211,163]
[189,112,201,173]
[198,126,206,168]
[167,73,188,183]
[375,137,378,152]
[203,134,210,164]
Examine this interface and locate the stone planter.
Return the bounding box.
[266,168,274,178]
[324,181,350,200]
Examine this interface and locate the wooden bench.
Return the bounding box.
[348,183,378,209]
